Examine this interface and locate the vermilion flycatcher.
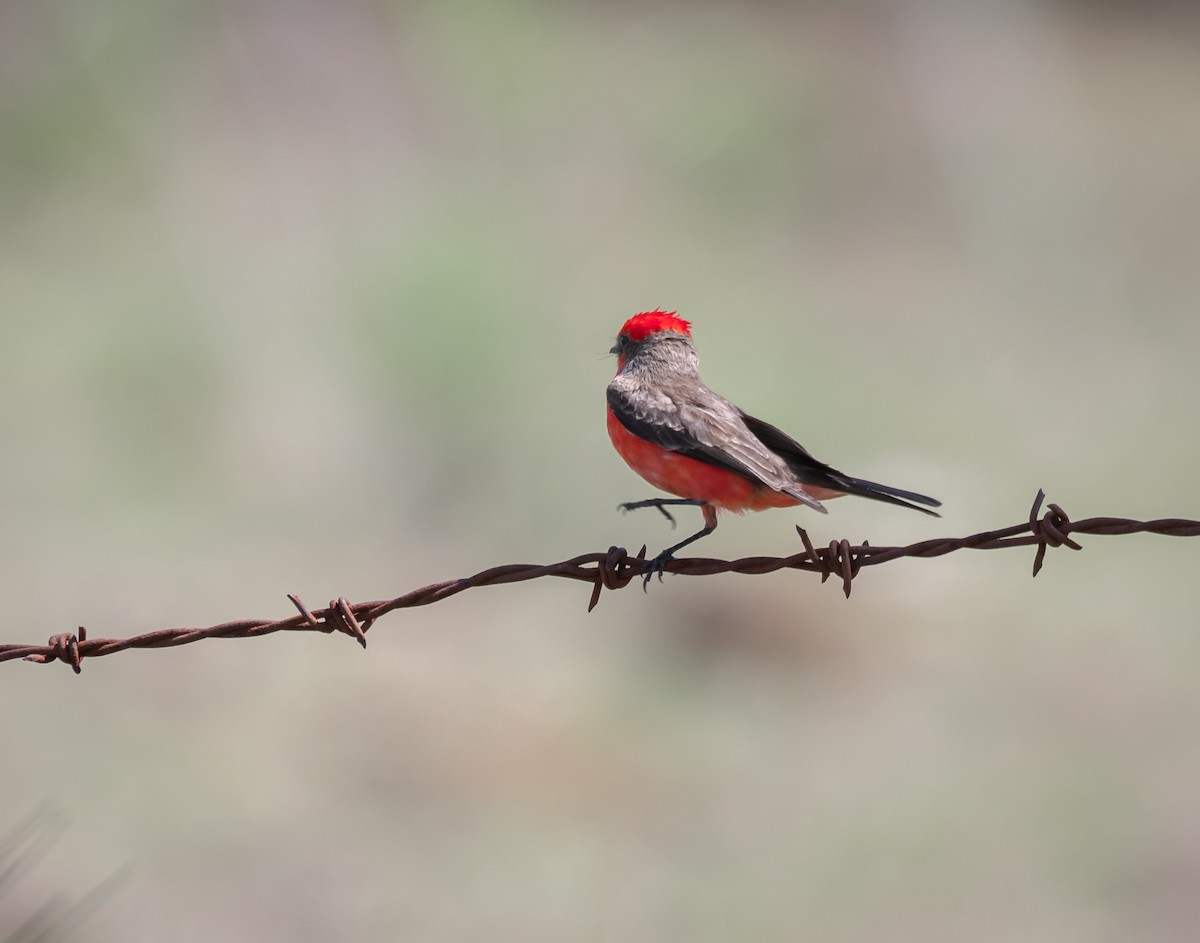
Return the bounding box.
[607,309,940,583]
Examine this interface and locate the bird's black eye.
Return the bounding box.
[617,333,630,348]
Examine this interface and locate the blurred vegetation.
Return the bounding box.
[2,2,1199,940]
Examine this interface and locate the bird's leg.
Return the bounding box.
[617,497,705,529]
[642,504,718,589]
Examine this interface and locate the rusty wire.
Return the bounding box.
[4,490,1199,674]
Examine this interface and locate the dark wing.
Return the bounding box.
[738,410,942,517]
[606,381,827,511]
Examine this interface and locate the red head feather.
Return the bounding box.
[620,309,692,343]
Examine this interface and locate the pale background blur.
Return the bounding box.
[3,2,1199,940]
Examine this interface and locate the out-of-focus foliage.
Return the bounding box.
[2,2,1199,940]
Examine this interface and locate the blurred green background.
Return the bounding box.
[3,1,1200,940]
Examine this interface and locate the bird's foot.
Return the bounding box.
[616,498,704,530]
[640,549,676,590]
[619,501,677,528]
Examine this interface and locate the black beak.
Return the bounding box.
[609,343,620,355]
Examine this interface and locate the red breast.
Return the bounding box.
[606,405,812,512]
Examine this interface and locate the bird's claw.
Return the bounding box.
[616,501,680,529]
[640,551,675,590]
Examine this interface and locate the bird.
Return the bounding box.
[606,309,940,585]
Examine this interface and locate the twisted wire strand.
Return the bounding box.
[4,491,1198,673]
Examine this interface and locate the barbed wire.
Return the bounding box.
[4,490,1199,674]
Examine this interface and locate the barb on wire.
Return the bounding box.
[4,490,1200,674]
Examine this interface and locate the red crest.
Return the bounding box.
[619,309,692,342]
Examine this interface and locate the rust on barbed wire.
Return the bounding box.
[5,490,1200,674]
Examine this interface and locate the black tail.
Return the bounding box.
[734,410,942,518]
[836,476,941,517]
